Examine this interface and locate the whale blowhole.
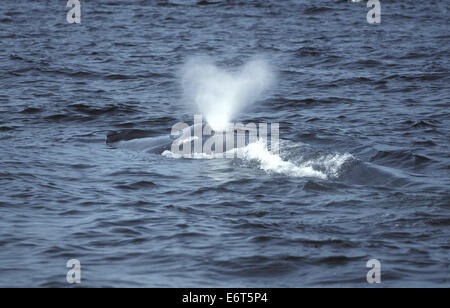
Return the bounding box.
[181,57,275,131]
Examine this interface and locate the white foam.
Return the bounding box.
[161,139,353,179]
[161,149,224,160]
[308,153,354,178]
[237,140,327,179]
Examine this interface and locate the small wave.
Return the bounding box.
[413,140,436,147]
[69,103,138,116]
[275,97,356,109]
[20,107,42,114]
[295,46,323,57]
[383,73,446,82]
[370,150,433,167]
[0,18,13,23]
[410,120,439,129]
[304,7,333,15]
[43,104,139,123]
[197,0,220,5]
[0,126,16,132]
[106,74,134,80]
[116,181,157,190]
[399,52,427,60]
[106,129,156,144]
[9,54,24,60]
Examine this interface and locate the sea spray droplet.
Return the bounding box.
[182,57,275,131]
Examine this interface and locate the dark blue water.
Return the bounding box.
[0,0,449,287]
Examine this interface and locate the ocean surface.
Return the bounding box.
[0,0,449,287]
